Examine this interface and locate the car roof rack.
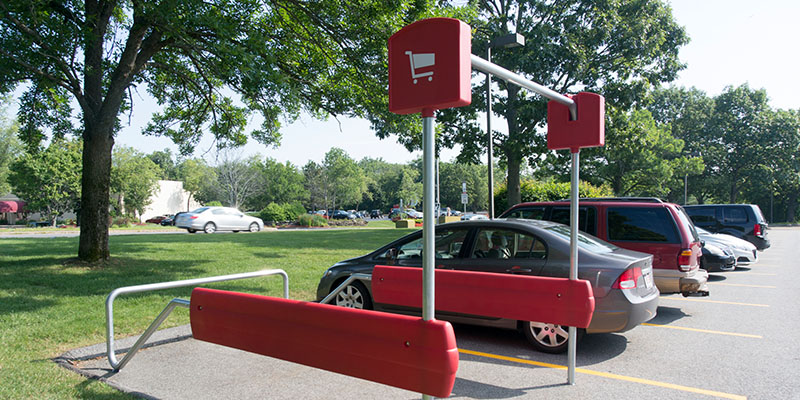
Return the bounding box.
[553,197,664,203]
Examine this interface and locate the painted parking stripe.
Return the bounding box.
[659,296,769,307]
[641,323,762,338]
[458,349,747,400]
[707,282,776,288]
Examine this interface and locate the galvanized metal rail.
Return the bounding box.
[105,269,289,371]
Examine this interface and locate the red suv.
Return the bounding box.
[500,197,709,297]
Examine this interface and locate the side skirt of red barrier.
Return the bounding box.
[189,287,459,398]
[371,265,595,328]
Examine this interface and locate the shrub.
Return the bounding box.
[206,200,223,207]
[260,203,288,224]
[327,219,367,227]
[285,201,306,221]
[297,214,328,227]
[494,179,613,215]
[0,219,7,225]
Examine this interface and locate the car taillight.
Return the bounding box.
[678,249,694,271]
[613,267,642,290]
[190,215,198,219]
[754,223,762,237]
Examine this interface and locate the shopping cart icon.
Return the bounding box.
[405,51,434,84]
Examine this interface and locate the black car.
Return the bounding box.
[331,210,355,220]
[700,242,736,272]
[316,219,659,353]
[370,209,382,218]
[684,204,770,250]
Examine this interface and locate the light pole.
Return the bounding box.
[486,33,525,219]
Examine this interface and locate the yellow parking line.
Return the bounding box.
[707,282,776,288]
[458,348,747,400]
[659,296,769,307]
[641,323,762,338]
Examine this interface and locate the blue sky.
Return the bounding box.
[110,0,799,167]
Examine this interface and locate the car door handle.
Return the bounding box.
[506,266,532,273]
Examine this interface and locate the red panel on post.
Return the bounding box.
[547,92,605,152]
[388,18,471,115]
[190,288,458,398]
[372,266,595,329]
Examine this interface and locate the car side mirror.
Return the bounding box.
[700,240,705,246]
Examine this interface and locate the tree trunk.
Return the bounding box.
[78,128,114,262]
[786,193,798,223]
[506,155,521,206]
[504,85,522,207]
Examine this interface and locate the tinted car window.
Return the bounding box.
[471,229,547,260]
[724,207,749,223]
[686,207,717,224]
[504,206,546,220]
[607,207,679,243]
[675,207,700,242]
[550,207,597,236]
[191,207,210,213]
[544,224,617,254]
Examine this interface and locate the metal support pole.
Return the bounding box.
[486,47,495,219]
[568,151,580,385]
[422,113,436,400]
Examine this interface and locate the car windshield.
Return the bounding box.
[544,224,617,254]
[190,207,210,214]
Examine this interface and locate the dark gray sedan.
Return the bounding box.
[316,219,659,353]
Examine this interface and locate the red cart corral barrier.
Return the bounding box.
[190,288,459,398]
[372,266,595,329]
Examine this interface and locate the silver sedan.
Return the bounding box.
[175,206,264,234]
[697,227,757,265]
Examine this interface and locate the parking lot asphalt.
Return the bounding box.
[58,227,800,399]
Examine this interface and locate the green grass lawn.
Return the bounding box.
[0,227,415,398]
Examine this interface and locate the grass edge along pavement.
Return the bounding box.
[0,227,414,399]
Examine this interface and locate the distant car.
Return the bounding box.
[696,227,757,265]
[683,204,770,250]
[331,210,356,220]
[461,213,488,221]
[175,206,264,233]
[404,209,423,219]
[316,219,659,353]
[700,242,736,272]
[370,210,382,218]
[145,214,172,224]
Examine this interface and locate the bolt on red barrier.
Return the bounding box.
[190,288,459,398]
[547,92,605,152]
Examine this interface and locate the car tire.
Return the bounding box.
[521,321,583,353]
[187,229,197,233]
[332,280,373,310]
[249,223,260,232]
[203,222,216,234]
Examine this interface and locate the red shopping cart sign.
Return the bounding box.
[388,18,471,116]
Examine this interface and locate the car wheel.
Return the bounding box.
[249,223,260,232]
[203,222,216,234]
[521,321,581,353]
[333,280,373,310]
[187,229,197,233]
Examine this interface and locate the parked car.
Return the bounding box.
[175,206,264,233]
[404,209,423,219]
[145,214,172,224]
[696,226,757,265]
[683,204,770,250]
[370,209,382,218]
[461,213,488,221]
[331,210,356,220]
[499,197,709,297]
[316,219,659,353]
[700,242,736,272]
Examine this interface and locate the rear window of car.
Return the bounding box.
[549,206,597,236]
[685,207,716,224]
[607,207,679,243]
[675,206,700,242]
[724,207,749,223]
[191,207,210,214]
[544,225,617,254]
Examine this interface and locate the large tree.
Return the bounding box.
[0,98,21,196]
[378,0,688,207]
[0,0,450,261]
